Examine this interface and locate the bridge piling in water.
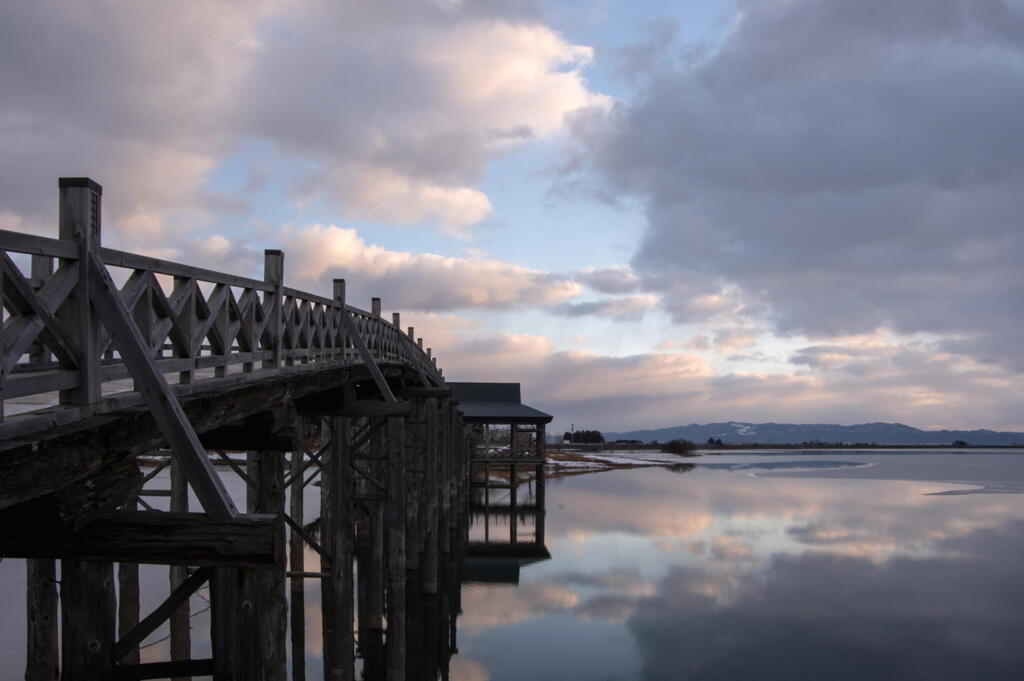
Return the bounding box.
[2,178,485,680]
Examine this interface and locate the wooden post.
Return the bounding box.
[422,398,439,594]
[263,250,284,371]
[25,559,59,681]
[60,559,115,680]
[212,448,286,681]
[169,458,191,680]
[334,279,347,362]
[322,416,355,680]
[392,312,400,329]
[57,177,102,409]
[289,419,306,681]
[117,497,141,666]
[385,416,406,681]
[371,298,381,317]
[536,423,546,546]
[248,449,287,681]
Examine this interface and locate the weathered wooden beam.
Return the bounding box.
[110,658,214,680]
[87,251,237,519]
[117,497,141,666]
[25,558,59,681]
[57,178,101,408]
[112,568,212,662]
[0,364,372,516]
[2,511,282,566]
[386,416,406,681]
[288,421,306,681]
[60,559,115,681]
[396,387,452,399]
[322,416,355,680]
[168,459,191,681]
[244,448,287,681]
[295,388,410,417]
[341,313,397,403]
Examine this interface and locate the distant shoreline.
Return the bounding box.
[561,443,1024,451]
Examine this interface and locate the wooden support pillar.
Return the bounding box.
[60,559,115,681]
[422,398,439,594]
[25,559,59,681]
[212,449,286,681]
[322,416,355,680]
[169,459,191,680]
[289,420,306,681]
[250,450,287,680]
[536,424,546,546]
[117,497,141,666]
[510,462,518,546]
[386,416,406,681]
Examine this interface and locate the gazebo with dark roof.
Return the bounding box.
[449,382,551,559]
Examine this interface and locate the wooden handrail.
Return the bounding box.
[0,183,444,436]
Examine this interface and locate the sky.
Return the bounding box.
[2,0,1023,434]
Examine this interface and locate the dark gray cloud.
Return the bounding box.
[552,294,655,320]
[576,266,641,294]
[573,0,1024,368]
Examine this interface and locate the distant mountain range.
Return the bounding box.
[603,422,1024,446]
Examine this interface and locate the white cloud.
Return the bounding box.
[283,223,582,311]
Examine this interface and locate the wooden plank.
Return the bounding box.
[60,558,115,681]
[112,568,212,662]
[0,228,79,259]
[102,246,269,291]
[86,251,238,519]
[2,511,281,566]
[25,558,59,681]
[111,658,214,680]
[5,370,80,398]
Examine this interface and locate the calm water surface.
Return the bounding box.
[1,450,1023,679]
[457,451,1024,681]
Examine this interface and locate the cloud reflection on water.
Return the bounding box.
[460,463,1024,681]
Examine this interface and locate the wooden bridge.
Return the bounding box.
[0,178,547,680]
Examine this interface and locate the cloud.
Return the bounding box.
[238,1,610,232]
[430,324,1024,431]
[283,223,581,311]
[571,0,1024,369]
[1,0,607,242]
[553,294,658,321]
[576,266,641,294]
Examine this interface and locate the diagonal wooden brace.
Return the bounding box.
[341,312,397,403]
[86,252,238,519]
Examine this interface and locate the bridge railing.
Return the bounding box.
[0,178,442,435]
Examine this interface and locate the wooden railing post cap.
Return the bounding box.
[58,177,103,194]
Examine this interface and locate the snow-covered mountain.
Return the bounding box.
[603,421,1024,446]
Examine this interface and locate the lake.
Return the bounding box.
[2,449,1023,679]
[457,450,1024,681]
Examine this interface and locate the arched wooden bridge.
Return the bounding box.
[0,178,549,681]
